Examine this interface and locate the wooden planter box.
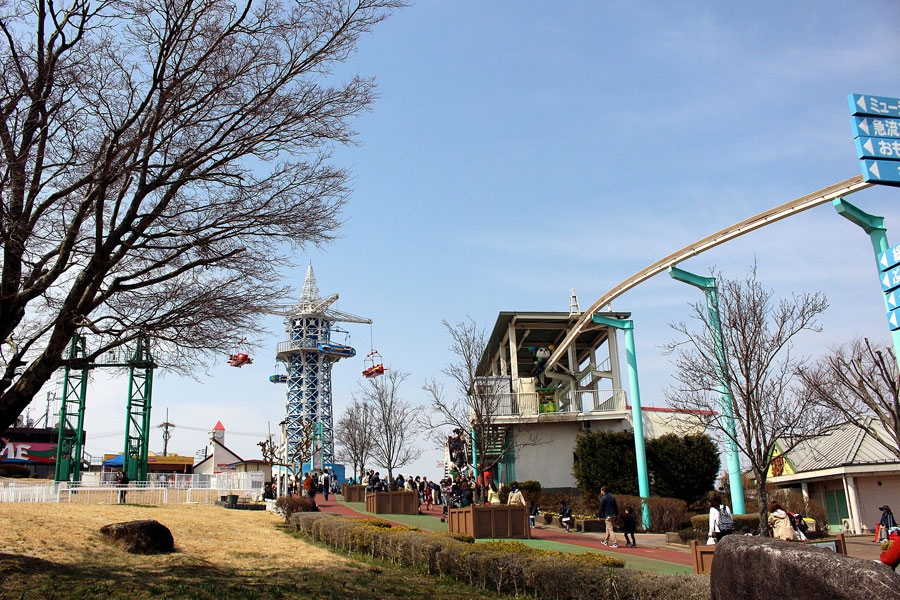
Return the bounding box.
[448,505,531,539]
[365,491,419,514]
[342,484,367,503]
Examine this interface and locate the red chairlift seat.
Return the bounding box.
[228,352,253,367]
[362,350,384,378]
[227,337,253,367]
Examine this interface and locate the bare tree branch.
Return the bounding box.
[798,338,900,460]
[0,0,404,429]
[354,369,420,488]
[663,263,837,534]
[335,398,375,482]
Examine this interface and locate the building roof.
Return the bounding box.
[212,420,226,431]
[782,419,900,473]
[479,310,631,378]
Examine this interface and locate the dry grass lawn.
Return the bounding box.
[0,502,499,599]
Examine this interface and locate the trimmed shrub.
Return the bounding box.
[690,512,760,535]
[289,513,707,600]
[274,495,318,521]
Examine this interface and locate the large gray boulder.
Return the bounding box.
[710,535,900,600]
[98,519,175,554]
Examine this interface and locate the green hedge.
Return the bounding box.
[690,512,760,534]
[290,513,709,600]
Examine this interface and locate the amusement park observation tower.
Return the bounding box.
[267,265,370,475]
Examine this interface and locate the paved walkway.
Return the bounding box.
[313,495,694,573]
[312,495,885,572]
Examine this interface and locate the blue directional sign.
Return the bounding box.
[880,246,900,272]
[852,116,900,140]
[856,136,900,160]
[888,290,900,312]
[861,160,900,186]
[882,266,900,292]
[888,308,900,331]
[849,93,900,118]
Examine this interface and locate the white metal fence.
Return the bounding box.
[0,472,264,504]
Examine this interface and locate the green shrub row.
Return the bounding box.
[289,513,709,600]
[690,511,761,535]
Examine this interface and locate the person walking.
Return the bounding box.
[321,469,331,502]
[622,507,638,547]
[507,483,526,506]
[708,493,735,543]
[878,505,898,541]
[599,486,619,548]
[560,500,574,532]
[115,471,130,504]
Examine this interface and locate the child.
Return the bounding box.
[560,500,574,532]
[622,506,637,548]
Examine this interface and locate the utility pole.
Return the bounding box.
[158,408,176,457]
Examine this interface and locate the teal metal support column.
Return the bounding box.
[669,266,745,513]
[591,314,651,529]
[833,198,900,372]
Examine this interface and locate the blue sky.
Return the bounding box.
[28,1,900,481]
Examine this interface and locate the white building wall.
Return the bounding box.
[512,419,632,489]
[855,474,900,532]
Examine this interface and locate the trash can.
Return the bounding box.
[227,494,238,508]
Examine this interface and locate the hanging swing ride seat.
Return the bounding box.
[228,352,253,367]
[362,350,384,378]
[227,337,253,367]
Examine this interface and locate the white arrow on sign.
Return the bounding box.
[870,162,882,178]
[857,95,868,112]
[888,290,900,310]
[864,138,875,155]
[890,310,900,331]
[858,118,871,136]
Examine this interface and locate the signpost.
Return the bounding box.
[850,93,900,187]
[851,116,900,139]
[849,94,900,119]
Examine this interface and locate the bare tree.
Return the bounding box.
[335,399,375,482]
[422,318,540,501]
[258,419,318,496]
[798,338,900,460]
[664,265,837,534]
[0,0,403,430]
[355,369,420,490]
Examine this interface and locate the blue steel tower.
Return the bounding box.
[269,265,370,470]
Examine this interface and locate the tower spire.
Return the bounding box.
[299,264,320,305]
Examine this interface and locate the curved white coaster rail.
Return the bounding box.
[546,175,873,372]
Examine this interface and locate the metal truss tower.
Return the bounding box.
[53,334,156,482]
[268,265,370,470]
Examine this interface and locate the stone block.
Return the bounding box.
[99,519,175,555]
[710,535,900,600]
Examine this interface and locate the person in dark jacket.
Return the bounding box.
[879,505,898,541]
[599,486,619,548]
[560,500,574,532]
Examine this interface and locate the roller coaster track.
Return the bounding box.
[545,175,874,372]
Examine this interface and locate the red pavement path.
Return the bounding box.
[312,495,693,568]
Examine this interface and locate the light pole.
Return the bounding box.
[668,266,745,514]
